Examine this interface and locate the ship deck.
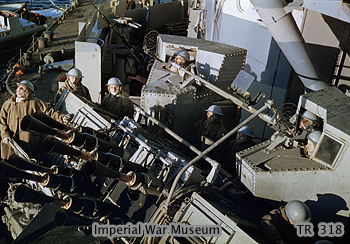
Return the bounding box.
[2,0,97,105]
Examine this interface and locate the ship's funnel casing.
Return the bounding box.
[142,35,246,140]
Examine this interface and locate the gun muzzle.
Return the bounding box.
[42,172,101,198]
[21,115,70,140]
[42,136,93,160]
[14,184,68,206]
[0,160,45,183]
[126,171,163,196]
[63,195,126,220]
[83,160,132,183]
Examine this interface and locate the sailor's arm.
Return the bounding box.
[260,209,286,244]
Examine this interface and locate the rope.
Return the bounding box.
[49,0,65,11]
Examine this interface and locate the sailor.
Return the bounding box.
[192,105,227,162]
[55,68,91,103]
[224,125,257,175]
[299,111,320,131]
[0,80,72,160]
[101,77,134,118]
[260,200,313,244]
[304,130,322,157]
[166,49,191,72]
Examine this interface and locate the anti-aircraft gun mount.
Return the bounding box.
[148,35,350,227]
[3,32,341,243]
[0,81,281,243]
[235,87,350,222]
[142,34,297,152]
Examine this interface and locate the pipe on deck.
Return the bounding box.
[249,0,330,91]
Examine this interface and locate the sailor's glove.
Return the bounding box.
[63,114,73,123]
[2,136,11,144]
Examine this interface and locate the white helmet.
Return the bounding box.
[300,111,319,123]
[285,200,311,223]
[66,68,84,78]
[205,105,223,116]
[106,77,122,86]
[238,125,255,138]
[175,49,190,61]
[308,131,322,144]
[17,80,34,92]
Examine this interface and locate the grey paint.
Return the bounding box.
[249,0,330,91]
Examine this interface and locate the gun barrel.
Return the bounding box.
[7,154,55,174]
[0,160,45,183]
[83,160,132,182]
[14,184,68,206]
[67,131,123,156]
[21,115,70,140]
[33,111,70,131]
[42,136,93,160]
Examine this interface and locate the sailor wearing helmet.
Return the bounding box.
[101,77,134,118]
[55,67,91,102]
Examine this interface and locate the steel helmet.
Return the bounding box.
[238,125,256,138]
[308,131,322,144]
[175,49,190,61]
[315,241,333,244]
[205,105,223,116]
[106,77,122,86]
[17,80,34,92]
[300,111,319,123]
[285,200,311,223]
[66,68,84,78]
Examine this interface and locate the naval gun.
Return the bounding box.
[13,184,131,223]
[147,37,350,228]
[21,115,123,157]
[1,44,290,242]
[142,34,295,151]
[236,87,350,222]
[0,160,101,199]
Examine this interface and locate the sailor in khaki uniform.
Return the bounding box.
[0,80,72,160]
[55,68,91,103]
